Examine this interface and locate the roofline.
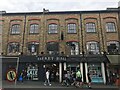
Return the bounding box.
[1,9,119,16]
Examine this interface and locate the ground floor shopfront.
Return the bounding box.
[2,55,109,84]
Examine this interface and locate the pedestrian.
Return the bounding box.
[71,71,76,86]
[87,72,92,88]
[76,69,83,87]
[44,70,51,86]
[19,72,24,83]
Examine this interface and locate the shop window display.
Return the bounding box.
[88,64,103,83]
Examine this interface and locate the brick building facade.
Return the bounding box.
[0,7,120,84]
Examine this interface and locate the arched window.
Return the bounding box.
[66,42,79,55]
[8,42,20,53]
[86,41,100,54]
[46,42,59,55]
[48,24,58,34]
[106,22,116,32]
[86,23,96,32]
[11,24,20,34]
[30,24,39,34]
[107,41,119,54]
[67,23,76,33]
[28,42,39,55]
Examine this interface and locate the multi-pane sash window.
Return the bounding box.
[106,22,116,32]
[68,23,76,33]
[107,41,119,54]
[28,42,39,55]
[86,41,100,54]
[86,23,96,32]
[48,24,58,34]
[30,24,39,34]
[8,42,20,53]
[11,24,20,34]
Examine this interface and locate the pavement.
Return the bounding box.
[1,80,120,89]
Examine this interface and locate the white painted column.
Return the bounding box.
[85,63,88,83]
[63,62,66,70]
[101,63,106,84]
[59,63,62,83]
[80,63,83,82]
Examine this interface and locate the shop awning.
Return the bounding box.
[106,55,120,65]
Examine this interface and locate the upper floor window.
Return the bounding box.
[107,41,119,54]
[28,42,39,55]
[67,23,76,33]
[86,41,100,54]
[11,24,20,34]
[8,42,20,53]
[46,42,59,55]
[86,23,96,32]
[30,24,39,34]
[106,22,116,32]
[48,24,58,34]
[66,42,79,55]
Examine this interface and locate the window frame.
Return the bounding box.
[86,41,100,54]
[48,24,58,34]
[11,24,20,35]
[86,23,96,33]
[107,41,119,54]
[67,23,77,34]
[106,22,116,32]
[8,42,20,53]
[29,24,39,34]
[27,42,39,54]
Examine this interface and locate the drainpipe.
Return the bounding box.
[80,12,86,82]
[22,14,27,54]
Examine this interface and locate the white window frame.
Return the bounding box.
[48,24,58,34]
[67,23,76,33]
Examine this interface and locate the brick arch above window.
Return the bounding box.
[84,17,97,20]
[27,41,39,44]
[103,17,117,20]
[28,18,41,21]
[47,18,59,21]
[47,40,58,43]
[86,40,99,43]
[10,19,23,22]
[8,41,20,44]
[65,18,78,21]
[66,40,78,42]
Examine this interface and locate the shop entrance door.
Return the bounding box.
[43,63,59,82]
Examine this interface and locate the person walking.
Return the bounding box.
[19,72,24,83]
[76,69,83,87]
[44,70,51,86]
[87,72,92,88]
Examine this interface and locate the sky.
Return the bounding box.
[0,0,120,13]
